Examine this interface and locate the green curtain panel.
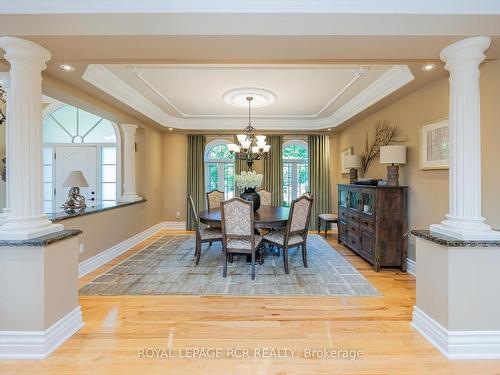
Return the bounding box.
[186,135,206,230]
[308,135,332,229]
[263,135,283,205]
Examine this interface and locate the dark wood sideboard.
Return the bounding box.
[337,184,408,272]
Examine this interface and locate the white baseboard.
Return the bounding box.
[78,221,186,277]
[406,257,416,276]
[162,221,186,230]
[0,306,84,360]
[411,306,500,360]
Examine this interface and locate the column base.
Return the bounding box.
[430,214,500,240]
[0,208,10,226]
[0,215,63,240]
[120,194,143,203]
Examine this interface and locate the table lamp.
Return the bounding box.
[343,154,362,183]
[62,170,89,211]
[380,145,406,186]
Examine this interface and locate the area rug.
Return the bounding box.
[79,234,380,296]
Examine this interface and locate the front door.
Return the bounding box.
[55,146,98,210]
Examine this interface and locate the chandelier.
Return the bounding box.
[227,96,270,169]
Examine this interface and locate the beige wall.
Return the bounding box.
[332,59,500,260]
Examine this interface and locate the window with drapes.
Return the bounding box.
[204,140,235,199]
[282,140,308,206]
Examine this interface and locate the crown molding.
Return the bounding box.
[82,63,414,130]
[1,0,499,15]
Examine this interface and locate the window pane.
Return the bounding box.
[43,182,52,201]
[78,109,105,137]
[43,166,52,183]
[101,147,116,164]
[84,119,116,143]
[43,116,72,143]
[102,182,116,201]
[207,144,231,160]
[283,163,292,206]
[206,163,219,192]
[44,201,53,214]
[50,105,77,136]
[43,147,53,165]
[298,162,308,196]
[224,163,234,199]
[283,145,308,160]
[102,165,116,183]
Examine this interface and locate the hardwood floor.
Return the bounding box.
[2,230,500,374]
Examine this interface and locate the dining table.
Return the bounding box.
[198,205,290,263]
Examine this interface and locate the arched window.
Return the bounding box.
[205,140,235,199]
[42,104,120,213]
[282,140,309,206]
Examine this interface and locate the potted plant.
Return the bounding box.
[235,171,264,211]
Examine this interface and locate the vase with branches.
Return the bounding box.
[360,120,400,176]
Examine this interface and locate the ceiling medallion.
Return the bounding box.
[223,87,276,109]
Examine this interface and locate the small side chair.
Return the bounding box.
[206,189,225,210]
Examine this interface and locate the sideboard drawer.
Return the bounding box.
[348,212,360,225]
[339,208,348,221]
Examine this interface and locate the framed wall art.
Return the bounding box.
[420,118,449,170]
[341,146,353,174]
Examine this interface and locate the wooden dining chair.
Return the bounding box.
[263,195,313,274]
[221,198,262,280]
[188,194,222,265]
[258,190,272,206]
[206,189,225,210]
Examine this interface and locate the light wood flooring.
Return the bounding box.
[2,230,500,375]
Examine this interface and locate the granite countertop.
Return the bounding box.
[48,199,147,222]
[411,230,500,248]
[0,229,82,247]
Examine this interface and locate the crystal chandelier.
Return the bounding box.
[227,96,270,169]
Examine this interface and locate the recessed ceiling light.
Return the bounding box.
[59,64,75,72]
[168,127,173,131]
[327,128,332,131]
[422,64,436,71]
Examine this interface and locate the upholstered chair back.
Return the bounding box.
[187,194,199,231]
[302,192,313,199]
[289,195,313,232]
[221,198,253,238]
[258,190,272,206]
[207,190,225,210]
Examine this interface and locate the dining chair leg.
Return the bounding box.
[317,218,321,234]
[283,247,289,274]
[251,248,256,280]
[195,240,201,265]
[223,251,228,277]
[302,242,308,268]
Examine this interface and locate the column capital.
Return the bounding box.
[0,37,51,70]
[440,36,491,70]
[121,123,139,133]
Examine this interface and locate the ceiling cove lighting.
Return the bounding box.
[422,64,436,71]
[59,64,75,72]
[227,96,270,169]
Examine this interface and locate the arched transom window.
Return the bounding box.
[42,104,120,213]
[205,140,235,199]
[282,140,309,206]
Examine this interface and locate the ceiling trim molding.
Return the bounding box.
[82,63,414,130]
[128,65,369,119]
[1,0,499,15]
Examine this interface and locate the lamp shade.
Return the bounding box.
[63,170,89,188]
[343,154,362,169]
[380,145,406,165]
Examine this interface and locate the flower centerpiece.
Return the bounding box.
[235,170,264,211]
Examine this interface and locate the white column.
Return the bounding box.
[120,124,142,202]
[430,36,500,240]
[0,37,63,239]
[0,73,10,225]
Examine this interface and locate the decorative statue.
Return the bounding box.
[62,187,87,211]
